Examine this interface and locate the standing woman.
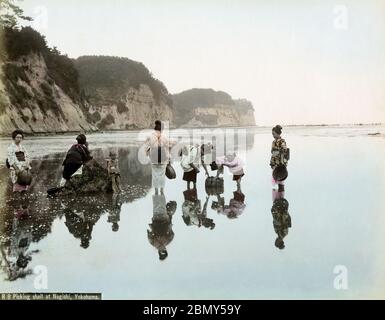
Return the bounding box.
[145,120,171,195]
[270,125,289,189]
[7,130,32,193]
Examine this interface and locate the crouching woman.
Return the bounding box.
[60,134,92,187]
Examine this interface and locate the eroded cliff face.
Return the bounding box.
[172,88,256,128]
[0,50,255,136]
[0,53,97,135]
[183,105,256,128]
[86,84,173,130]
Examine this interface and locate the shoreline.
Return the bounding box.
[0,123,383,138]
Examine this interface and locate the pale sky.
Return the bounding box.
[19,0,385,125]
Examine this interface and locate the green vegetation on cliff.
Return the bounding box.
[74,55,172,107]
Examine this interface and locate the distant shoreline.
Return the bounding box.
[0,123,383,138]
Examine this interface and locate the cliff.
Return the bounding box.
[0,27,97,135]
[74,56,173,130]
[172,89,256,127]
[0,27,256,135]
[0,52,97,134]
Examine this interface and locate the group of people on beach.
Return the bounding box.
[5,122,291,254]
[6,121,289,194]
[143,120,246,195]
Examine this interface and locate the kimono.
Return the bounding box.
[145,131,171,189]
[7,142,31,190]
[180,145,200,183]
[270,138,288,169]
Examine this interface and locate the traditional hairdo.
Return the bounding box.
[154,120,163,132]
[272,125,282,135]
[12,129,25,140]
[76,134,87,145]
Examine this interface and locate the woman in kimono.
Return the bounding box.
[7,130,32,193]
[145,120,172,195]
[270,125,289,189]
[59,134,92,187]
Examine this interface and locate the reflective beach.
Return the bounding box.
[0,125,384,299]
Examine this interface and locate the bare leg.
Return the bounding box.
[236,179,241,192]
[111,176,118,193]
[116,175,122,192]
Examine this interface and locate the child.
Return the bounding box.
[215,153,244,190]
[106,151,122,193]
[180,145,200,190]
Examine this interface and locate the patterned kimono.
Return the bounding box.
[270,138,288,169]
[271,198,291,240]
[7,142,31,186]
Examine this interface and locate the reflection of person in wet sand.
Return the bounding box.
[0,199,37,281]
[64,203,101,249]
[147,193,176,260]
[182,188,215,229]
[221,189,246,220]
[271,190,291,250]
[209,169,246,220]
[107,194,122,232]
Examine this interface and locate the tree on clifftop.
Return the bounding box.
[0,0,31,29]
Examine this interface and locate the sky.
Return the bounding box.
[18,0,385,125]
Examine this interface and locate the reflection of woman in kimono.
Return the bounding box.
[182,189,215,229]
[271,190,291,250]
[64,206,100,249]
[0,202,36,281]
[147,193,176,260]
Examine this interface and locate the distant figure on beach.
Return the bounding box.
[180,144,200,190]
[271,190,291,250]
[60,134,92,187]
[216,152,245,190]
[145,120,171,195]
[6,130,32,193]
[270,125,289,190]
[106,150,122,193]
